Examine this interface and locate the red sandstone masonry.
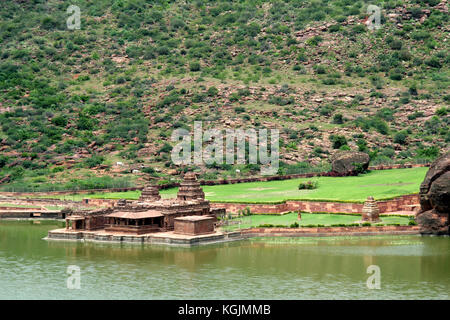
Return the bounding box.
[0,206,43,211]
[0,193,419,215]
[0,198,112,209]
[211,194,420,214]
[0,187,142,197]
[241,225,420,237]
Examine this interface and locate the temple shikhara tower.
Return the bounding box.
[139,185,161,202]
[64,172,222,235]
[177,172,205,201]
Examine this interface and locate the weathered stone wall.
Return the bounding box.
[241,225,420,237]
[0,197,115,209]
[81,198,116,207]
[211,194,420,214]
[0,187,141,197]
[0,206,43,211]
[0,198,87,208]
[85,215,107,230]
[377,194,419,212]
[0,211,32,218]
[0,193,419,216]
[174,218,215,236]
[0,210,61,218]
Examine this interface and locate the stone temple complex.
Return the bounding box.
[64,172,222,236]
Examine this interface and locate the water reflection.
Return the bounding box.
[0,221,449,299]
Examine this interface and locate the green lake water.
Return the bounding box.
[0,220,449,300]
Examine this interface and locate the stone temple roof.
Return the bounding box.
[106,210,163,219]
[175,215,214,222]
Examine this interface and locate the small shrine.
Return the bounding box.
[362,196,381,222]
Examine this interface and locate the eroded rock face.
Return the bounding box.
[330,151,370,175]
[416,152,450,235]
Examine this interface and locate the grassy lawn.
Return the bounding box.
[161,167,427,203]
[221,212,412,231]
[33,167,427,203]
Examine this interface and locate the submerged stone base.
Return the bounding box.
[45,228,243,246]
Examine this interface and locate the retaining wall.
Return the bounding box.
[0,211,61,218]
[211,194,420,214]
[0,193,420,216]
[241,225,420,237]
[0,197,114,209]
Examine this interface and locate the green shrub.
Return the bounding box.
[207,86,219,97]
[257,224,274,228]
[77,116,97,130]
[332,113,344,124]
[436,107,448,117]
[190,62,201,72]
[298,180,318,190]
[425,57,442,68]
[0,155,9,168]
[351,25,366,34]
[313,64,327,74]
[51,115,67,127]
[329,134,347,149]
[330,224,347,227]
[412,31,431,41]
[389,71,403,81]
[389,39,403,50]
[394,131,408,145]
[306,36,323,46]
[158,143,172,153]
[141,167,155,174]
[83,155,104,168]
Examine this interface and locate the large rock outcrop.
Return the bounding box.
[330,151,370,176]
[416,152,450,235]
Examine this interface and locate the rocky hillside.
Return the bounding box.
[0,0,449,191]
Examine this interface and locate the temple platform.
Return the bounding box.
[45,228,244,246]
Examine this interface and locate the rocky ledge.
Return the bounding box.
[416,151,450,235]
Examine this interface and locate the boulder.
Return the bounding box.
[416,152,450,235]
[330,151,370,175]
